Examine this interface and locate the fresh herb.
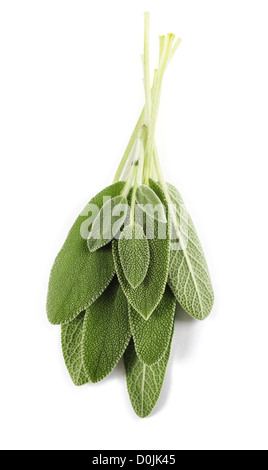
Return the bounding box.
[128,286,176,366]
[82,278,131,383]
[118,223,150,289]
[47,12,214,417]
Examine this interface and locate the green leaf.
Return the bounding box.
[157,180,214,320]
[112,210,170,319]
[87,195,128,252]
[118,223,150,289]
[136,185,167,223]
[61,312,89,386]
[47,182,124,325]
[124,331,173,418]
[129,286,176,365]
[82,278,131,383]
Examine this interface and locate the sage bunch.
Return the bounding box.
[47,13,214,418]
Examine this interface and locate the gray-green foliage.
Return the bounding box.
[166,183,214,320]
[87,195,128,252]
[113,216,170,319]
[129,286,176,365]
[135,185,167,223]
[61,312,89,386]
[118,223,150,288]
[124,334,173,418]
[47,182,124,325]
[82,278,131,383]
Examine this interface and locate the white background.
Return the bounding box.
[0,0,268,451]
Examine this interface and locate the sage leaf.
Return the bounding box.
[165,181,214,320]
[47,182,124,325]
[136,185,167,223]
[124,332,173,418]
[61,312,89,386]
[87,195,128,252]
[82,278,131,383]
[118,223,150,289]
[129,286,176,366]
[112,213,170,319]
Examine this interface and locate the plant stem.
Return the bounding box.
[159,36,165,63]
[143,69,158,183]
[151,145,159,180]
[168,37,182,65]
[113,109,145,183]
[130,164,139,226]
[137,126,146,185]
[144,34,175,185]
[144,12,151,124]
[131,125,147,224]
[113,18,181,186]
[121,163,135,198]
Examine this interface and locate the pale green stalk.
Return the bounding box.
[151,146,159,180]
[144,12,152,123]
[130,165,139,226]
[131,126,147,223]
[143,69,158,183]
[137,126,146,185]
[113,109,145,183]
[144,34,175,185]
[168,37,182,65]
[114,19,181,186]
[159,36,166,63]
[121,164,136,198]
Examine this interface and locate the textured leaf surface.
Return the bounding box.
[118,223,150,288]
[129,286,176,365]
[82,278,131,383]
[61,312,89,386]
[136,185,167,223]
[166,182,214,320]
[124,333,173,418]
[113,213,170,319]
[47,182,124,325]
[87,195,128,252]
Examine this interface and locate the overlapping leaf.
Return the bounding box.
[47,182,124,325]
[124,332,173,418]
[113,213,170,319]
[118,223,150,288]
[61,312,89,386]
[82,278,131,383]
[113,182,170,319]
[154,180,214,320]
[88,195,128,252]
[136,185,167,223]
[129,286,176,365]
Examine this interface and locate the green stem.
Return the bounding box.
[121,164,135,198]
[159,36,165,63]
[130,164,139,226]
[144,34,175,185]
[113,109,145,183]
[131,125,147,224]
[168,37,182,65]
[144,12,151,124]
[151,145,159,180]
[153,145,166,188]
[113,19,181,187]
[137,126,146,185]
[143,69,158,183]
